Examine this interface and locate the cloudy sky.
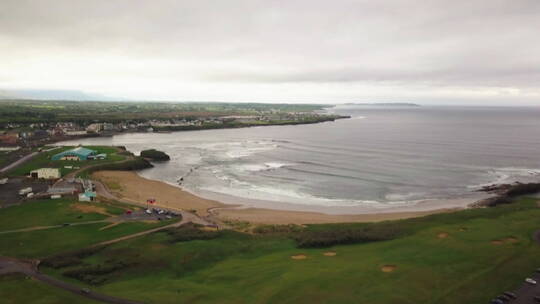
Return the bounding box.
[1,0,539,104]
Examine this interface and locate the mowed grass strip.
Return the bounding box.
[38,197,540,304]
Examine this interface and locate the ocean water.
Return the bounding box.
[59,105,540,213]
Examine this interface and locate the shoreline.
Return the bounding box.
[92,170,485,224]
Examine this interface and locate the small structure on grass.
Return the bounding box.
[78,191,97,202]
[30,168,61,179]
[52,147,97,161]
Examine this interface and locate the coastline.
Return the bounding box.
[92,170,482,224]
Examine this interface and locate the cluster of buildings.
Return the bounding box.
[0,112,325,147]
[21,147,103,201]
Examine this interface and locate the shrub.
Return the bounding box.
[252,224,304,234]
[293,224,401,248]
[41,246,106,269]
[62,260,132,285]
[163,223,222,243]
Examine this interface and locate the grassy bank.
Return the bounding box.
[37,197,540,304]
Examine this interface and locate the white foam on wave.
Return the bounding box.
[192,140,277,160]
[235,162,294,172]
[197,170,417,209]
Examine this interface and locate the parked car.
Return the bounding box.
[490,299,504,304]
[497,295,511,302]
[503,291,517,299]
[533,295,540,302]
[526,278,537,285]
[145,209,152,214]
[81,288,90,294]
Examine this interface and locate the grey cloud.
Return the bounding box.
[0,0,539,103]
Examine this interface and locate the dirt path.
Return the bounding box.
[0,256,143,304]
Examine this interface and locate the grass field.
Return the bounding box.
[0,198,123,231]
[34,197,540,304]
[7,146,126,177]
[0,198,174,258]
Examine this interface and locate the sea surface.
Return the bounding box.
[59,105,540,214]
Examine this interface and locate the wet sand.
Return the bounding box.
[93,170,462,224]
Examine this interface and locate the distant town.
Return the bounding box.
[0,100,348,169]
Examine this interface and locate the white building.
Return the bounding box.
[30,168,61,179]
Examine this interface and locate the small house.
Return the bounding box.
[30,168,61,179]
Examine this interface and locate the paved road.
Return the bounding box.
[0,152,38,174]
[0,146,61,174]
[0,256,143,304]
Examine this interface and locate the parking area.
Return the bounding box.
[116,208,181,222]
[501,271,540,304]
[0,177,51,207]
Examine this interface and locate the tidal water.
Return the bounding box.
[60,105,540,213]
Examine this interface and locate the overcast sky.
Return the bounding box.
[1,0,539,104]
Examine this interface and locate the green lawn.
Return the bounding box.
[0,274,98,304]
[0,197,174,258]
[0,198,123,231]
[7,145,126,177]
[38,197,540,304]
[0,221,172,258]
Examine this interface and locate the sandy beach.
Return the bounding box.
[93,170,461,224]
[92,171,225,216]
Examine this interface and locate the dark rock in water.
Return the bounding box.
[140,149,171,161]
[472,182,540,208]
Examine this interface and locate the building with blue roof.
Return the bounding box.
[51,147,97,161]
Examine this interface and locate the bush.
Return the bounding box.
[163,223,222,243]
[62,260,132,285]
[41,246,105,269]
[140,149,170,161]
[293,224,401,248]
[252,224,304,234]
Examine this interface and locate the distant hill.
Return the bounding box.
[342,103,420,107]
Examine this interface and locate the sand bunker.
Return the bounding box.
[291,254,307,260]
[71,203,111,216]
[437,232,449,239]
[323,252,337,256]
[504,237,519,243]
[491,237,519,245]
[381,265,397,272]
